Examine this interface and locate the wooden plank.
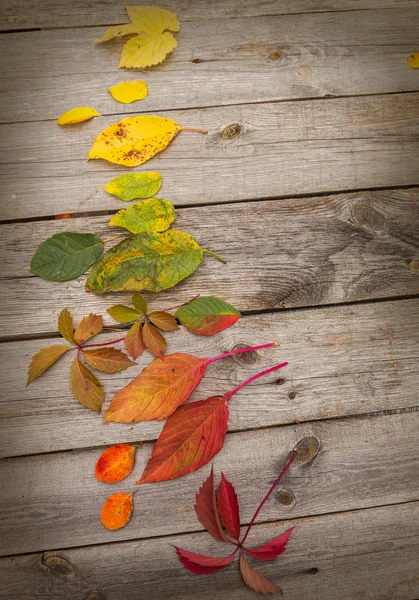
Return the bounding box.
[1,9,419,124]
[1,298,418,458]
[0,412,418,555]
[0,502,418,599]
[1,0,417,30]
[1,189,419,338]
[2,94,419,222]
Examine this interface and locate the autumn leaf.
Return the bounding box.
[175,547,237,574]
[175,296,241,335]
[108,198,175,233]
[101,493,133,530]
[142,322,167,358]
[239,553,280,595]
[74,313,103,345]
[83,347,136,373]
[57,106,101,125]
[85,230,205,295]
[408,52,419,69]
[148,311,179,331]
[132,292,147,314]
[57,308,75,344]
[107,304,142,323]
[125,321,146,359]
[195,468,228,542]
[244,528,294,561]
[27,345,71,385]
[30,232,104,282]
[109,80,148,103]
[69,357,105,411]
[87,116,207,167]
[104,172,162,202]
[96,6,180,69]
[217,473,241,541]
[95,443,136,483]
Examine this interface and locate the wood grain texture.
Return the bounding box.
[0,502,418,599]
[1,0,417,30]
[1,8,419,123]
[2,93,419,221]
[0,412,418,555]
[1,298,418,458]
[1,189,418,338]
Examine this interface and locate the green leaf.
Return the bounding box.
[30,232,104,282]
[107,304,141,323]
[175,296,241,335]
[108,198,175,234]
[104,172,162,201]
[132,293,147,314]
[85,230,203,295]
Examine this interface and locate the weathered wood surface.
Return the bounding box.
[1,189,418,338]
[1,298,418,458]
[2,93,419,222]
[1,8,419,123]
[1,501,418,600]
[0,412,418,556]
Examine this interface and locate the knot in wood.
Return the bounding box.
[294,436,321,465]
[41,553,74,579]
[288,391,296,400]
[269,50,282,61]
[84,592,105,600]
[277,488,294,505]
[351,203,386,231]
[190,57,203,63]
[230,343,259,365]
[222,123,242,140]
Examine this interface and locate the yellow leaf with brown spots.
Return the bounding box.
[88,116,207,167]
[57,107,101,125]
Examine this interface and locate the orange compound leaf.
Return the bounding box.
[101,493,133,530]
[148,311,179,332]
[217,473,241,541]
[137,395,229,484]
[239,553,280,595]
[174,546,237,574]
[95,443,136,483]
[244,527,294,561]
[124,321,146,359]
[74,313,104,345]
[103,353,209,423]
[142,321,167,359]
[195,468,228,542]
[83,347,136,373]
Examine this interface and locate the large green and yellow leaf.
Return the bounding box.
[85,230,203,295]
[69,357,104,412]
[30,232,104,282]
[108,198,175,234]
[104,172,162,201]
[27,345,71,385]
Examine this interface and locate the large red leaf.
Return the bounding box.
[217,473,241,540]
[104,353,209,423]
[175,546,236,574]
[239,553,279,595]
[195,468,228,542]
[137,396,229,484]
[244,527,294,561]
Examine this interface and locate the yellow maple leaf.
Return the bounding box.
[57,107,101,125]
[407,52,419,69]
[88,115,207,167]
[109,80,148,103]
[95,5,180,69]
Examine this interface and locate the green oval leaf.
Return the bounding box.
[107,304,141,323]
[30,232,104,282]
[108,198,175,234]
[175,296,241,335]
[85,230,203,295]
[104,172,162,201]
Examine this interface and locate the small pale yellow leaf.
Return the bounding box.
[57,107,101,126]
[408,52,419,69]
[119,31,177,69]
[95,23,139,43]
[109,80,148,104]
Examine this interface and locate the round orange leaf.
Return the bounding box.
[101,493,133,530]
[95,443,136,483]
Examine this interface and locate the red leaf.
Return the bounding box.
[239,553,280,595]
[175,546,236,574]
[137,396,229,484]
[195,468,228,542]
[244,527,294,561]
[217,473,241,540]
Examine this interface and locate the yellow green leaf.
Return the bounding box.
[109,80,148,103]
[82,347,136,373]
[27,345,71,385]
[108,198,175,234]
[132,293,147,314]
[107,304,141,323]
[69,357,104,412]
[96,6,180,69]
[57,107,101,125]
[105,172,162,202]
[408,52,419,69]
[74,314,104,345]
[57,308,75,344]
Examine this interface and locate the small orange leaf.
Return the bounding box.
[95,444,136,483]
[69,357,104,412]
[125,321,146,359]
[101,493,133,530]
[83,347,136,373]
[148,311,179,331]
[74,314,103,345]
[27,345,71,385]
[239,553,280,595]
[142,322,167,358]
[57,308,75,344]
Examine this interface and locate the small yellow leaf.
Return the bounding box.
[119,31,177,69]
[27,345,71,385]
[57,107,101,125]
[57,308,75,344]
[74,314,104,345]
[109,80,148,104]
[69,357,104,412]
[408,52,419,69]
